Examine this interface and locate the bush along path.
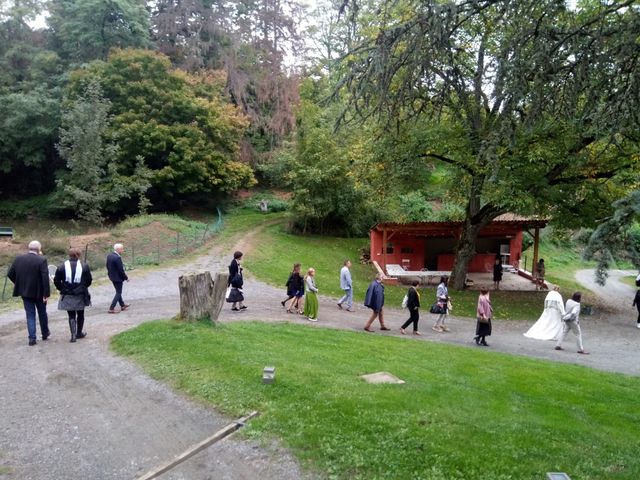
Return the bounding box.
[0,222,639,479]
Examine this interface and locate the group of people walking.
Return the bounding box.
[8,240,131,345]
[10,239,637,354]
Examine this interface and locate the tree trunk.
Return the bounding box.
[450,221,481,290]
[449,172,502,289]
[178,271,229,322]
[210,272,229,322]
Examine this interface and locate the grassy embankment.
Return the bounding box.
[112,319,640,480]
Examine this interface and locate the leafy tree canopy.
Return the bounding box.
[48,0,151,63]
[65,49,255,208]
[337,0,640,288]
[585,189,640,285]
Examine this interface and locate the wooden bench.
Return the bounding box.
[0,227,13,239]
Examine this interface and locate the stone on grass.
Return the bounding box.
[263,366,276,384]
[360,372,405,384]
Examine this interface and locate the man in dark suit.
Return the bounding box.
[106,243,130,313]
[7,240,51,345]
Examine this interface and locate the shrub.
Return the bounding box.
[0,195,59,220]
[397,192,433,222]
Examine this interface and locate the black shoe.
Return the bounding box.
[481,341,489,347]
[474,336,480,345]
[70,337,76,343]
[29,339,37,346]
[240,305,247,310]
[231,307,239,311]
[42,334,50,341]
[76,332,87,339]
[281,301,286,307]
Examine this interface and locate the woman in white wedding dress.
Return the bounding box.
[524,287,565,340]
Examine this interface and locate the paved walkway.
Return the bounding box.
[1,243,638,479]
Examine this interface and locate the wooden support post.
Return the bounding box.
[532,227,540,274]
[382,228,388,273]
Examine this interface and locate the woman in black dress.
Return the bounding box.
[400,280,421,335]
[493,257,503,290]
[54,248,92,342]
[227,251,246,311]
[282,263,304,313]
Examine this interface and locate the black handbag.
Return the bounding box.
[430,303,445,314]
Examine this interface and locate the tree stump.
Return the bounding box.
[178,271,229,322]
[210,272,228,322]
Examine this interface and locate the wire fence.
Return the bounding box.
[1,208,223,302]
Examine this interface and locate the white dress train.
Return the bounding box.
[524,290,565,340]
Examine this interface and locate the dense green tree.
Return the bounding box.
[66,49,255,207]
[48,0,151,62]
[262,78,390,234]
[338,0,640,288]
[150,0,303,163]
[0,89,59,184]
[0,0,63,196]
[55,80,152,222]
[584,190,640,285]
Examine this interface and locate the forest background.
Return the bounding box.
[1,0,639,286]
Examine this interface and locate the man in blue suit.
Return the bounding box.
[7,240,51,345]
[363,273,389,332]
[106,243,129,313]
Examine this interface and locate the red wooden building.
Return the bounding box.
[370,214,548,274]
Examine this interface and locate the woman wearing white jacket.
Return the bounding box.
[555,291,589,354]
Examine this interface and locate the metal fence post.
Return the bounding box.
[201,223,208,243]
[157,238,161,264]
[1,269,8,302]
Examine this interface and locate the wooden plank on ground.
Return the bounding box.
[136,411,260,480]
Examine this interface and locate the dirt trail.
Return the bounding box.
[1,224,639,479]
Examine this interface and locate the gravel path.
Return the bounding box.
[0,252,306,480]
[1,239,639,479]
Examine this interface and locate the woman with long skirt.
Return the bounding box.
[303,268,319,322]
[475,288,493,347]
[524,287,564,340]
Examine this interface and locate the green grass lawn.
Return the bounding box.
[621,275,639,288]
[112,320,640,480]
[242,218,547,320]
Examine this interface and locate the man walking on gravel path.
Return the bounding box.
[337,259,354,311]
[107,243,130,313]
[555,291,589,355]
[7,240,51,345]
[364,273,389,332]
